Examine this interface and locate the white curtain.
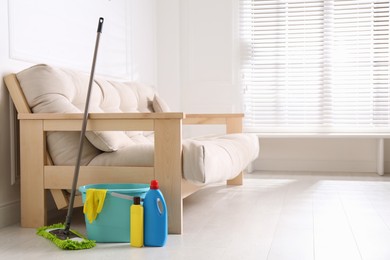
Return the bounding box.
[240,0,390,133]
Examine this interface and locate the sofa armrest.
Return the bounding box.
[183,113,244,133]
[18,112,185,131]
[18,112,184,120]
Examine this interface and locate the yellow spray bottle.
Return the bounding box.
[130,196,143,247]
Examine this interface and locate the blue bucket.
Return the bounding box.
[79,183,149,243]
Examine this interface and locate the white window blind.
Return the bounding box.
[240,0,390,133]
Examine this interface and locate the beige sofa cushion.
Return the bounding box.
[87,133,259,184]
[16,64,156,164]
[183,133,259,184]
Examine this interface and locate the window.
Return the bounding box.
[240,0,390,133]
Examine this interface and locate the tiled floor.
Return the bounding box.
[1,171,390,260]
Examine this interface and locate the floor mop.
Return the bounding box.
[36,17,104,250]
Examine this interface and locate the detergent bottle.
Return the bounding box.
[130,196,143,247]
[143,180,167,247]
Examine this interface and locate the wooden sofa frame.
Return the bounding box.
[4,73,244,234]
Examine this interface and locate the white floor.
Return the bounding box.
[1,171,390,260]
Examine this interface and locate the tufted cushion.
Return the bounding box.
[16,64,157,164]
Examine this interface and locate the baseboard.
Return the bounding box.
[0,200,20,228]
[254,159,377,173]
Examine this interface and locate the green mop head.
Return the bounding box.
[37,223,96,250]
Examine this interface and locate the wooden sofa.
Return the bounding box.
[4,70,249,235]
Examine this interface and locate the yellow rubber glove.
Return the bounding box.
[83,189,108,224]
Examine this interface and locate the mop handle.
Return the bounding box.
[64,17,104,233]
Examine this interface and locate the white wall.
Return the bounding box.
[8,0,157,83]
[180,0,240,114]
[0,0,157,228]
[156,0,181,111]
[158,0,242,138]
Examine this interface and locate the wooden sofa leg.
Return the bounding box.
[20,120,47,227]
[227,171,243,185]
[154,119,183,234]
[162,185,183,234]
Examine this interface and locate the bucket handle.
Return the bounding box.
[110,192,143,202]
